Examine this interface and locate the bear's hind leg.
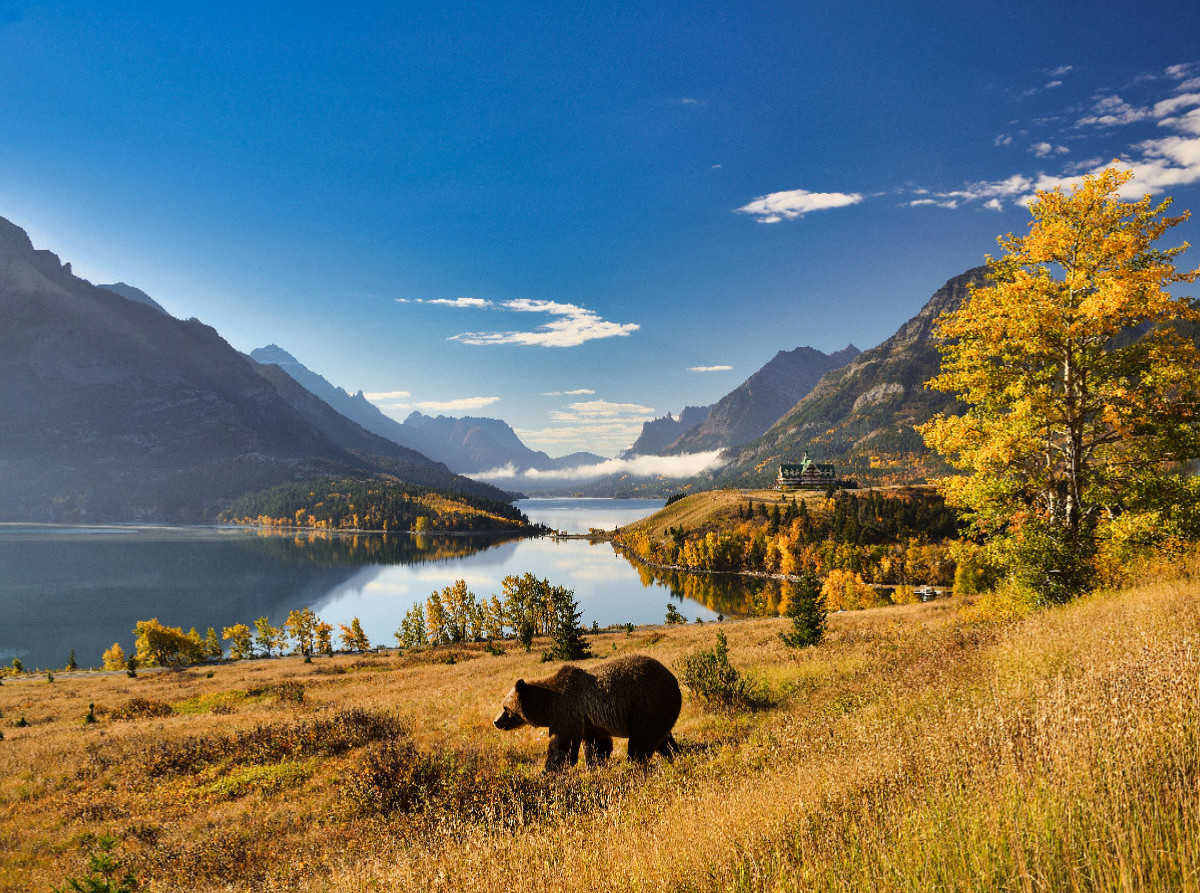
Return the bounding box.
[656,733,679,761]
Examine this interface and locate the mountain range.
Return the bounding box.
[248,345,605,475]
[0,215,511,522]
[0,206,1005,516]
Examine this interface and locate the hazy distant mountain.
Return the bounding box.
[249,344,415,446]
[251,345,604,475]
[98,281,170,315]
[399,411,604,475]
[626,405,712,456]
[709,268,990,487]
[659,345,860,455]
[0,215,510,521]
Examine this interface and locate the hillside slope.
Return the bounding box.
[666,344,860,454]
[711,267,989,487]
[0,216,509,521]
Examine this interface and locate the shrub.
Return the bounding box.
[890,584,920,605]
[677,631,768,711]
[51,834,139,893]
[665,603,687,624]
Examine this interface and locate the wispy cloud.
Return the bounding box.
[424,297,492,308]
[449,299,638,347]
[363,390,411,402]
[550,399,655,421]
[687,365,732,373]
[735,188,864,223]
[363,391,500,414]
[515,399,658,455]
[413,396,501,412]
[542,388,596,397]
[472,451,726,483]
[1030,142,1070,158]
[906,66,1200,211]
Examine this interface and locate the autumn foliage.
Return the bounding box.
[921,166,1200,600]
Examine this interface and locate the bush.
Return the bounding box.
[340,736,615,828]
[676,631,768,711]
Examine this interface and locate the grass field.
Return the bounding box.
[2,556,1198,891]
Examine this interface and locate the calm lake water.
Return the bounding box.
[0,499,787,669]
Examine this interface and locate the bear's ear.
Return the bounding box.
[515,679,526,692]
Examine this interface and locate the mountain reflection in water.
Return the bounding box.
[0,501,781,669]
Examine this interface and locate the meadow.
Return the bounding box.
[1,556,1198,892]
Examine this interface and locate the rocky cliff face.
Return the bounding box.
[625,405,712,456]
[711,267,990,486]
[664,344,860,454]
[0,216,508,521]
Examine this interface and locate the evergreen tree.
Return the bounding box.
[547,585,591,661]
[779,571,827,648]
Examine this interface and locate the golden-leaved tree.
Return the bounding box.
[919,166,1200,601]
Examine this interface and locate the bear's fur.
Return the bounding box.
[494,653,682,771]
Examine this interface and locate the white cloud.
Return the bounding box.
[424,297,493,309]
[687,365,733,373]
[735,188,864,223]
[907,63,1200,212]
[363,391,500,414]
[550,399,655,420]
[472,451,726,483]
[512,399,659,455]
[449,299,638,348]
[413,396,501,412]
[363,390,411,402]
[1044,80,1063,90]
[1160,108,1200,135]
[1050,65,1074,77]
[542,388,596,397]
[1077,94,1152,128]
[681,97,700,105]
[1076,91,1200,130]
[1030,142,1070,158]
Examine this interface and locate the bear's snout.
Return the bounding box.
[494,707,524,731]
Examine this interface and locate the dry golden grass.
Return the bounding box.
[2,561,1198,892]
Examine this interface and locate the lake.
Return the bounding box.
[0,499,788,669]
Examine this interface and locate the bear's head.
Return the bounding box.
[494,679,534,730]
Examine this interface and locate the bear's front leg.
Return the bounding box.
[544,732,580,772]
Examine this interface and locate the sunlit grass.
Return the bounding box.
[2,564,1198,891]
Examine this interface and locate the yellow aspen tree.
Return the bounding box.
[920,166,1200,601]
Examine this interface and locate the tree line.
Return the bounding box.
[98,574,594,670]
[614,490,961,590]
[218,477,535,533]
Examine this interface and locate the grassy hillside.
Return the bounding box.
[2,560,1198,891]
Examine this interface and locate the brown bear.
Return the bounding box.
[493,653,681,771]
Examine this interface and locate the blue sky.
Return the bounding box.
[4,1,1200,460]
